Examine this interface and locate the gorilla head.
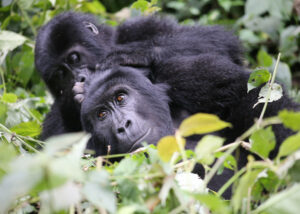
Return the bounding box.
[35,12,113,98]
[81,66,174,155]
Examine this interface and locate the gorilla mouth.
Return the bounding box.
[129,128,151,152]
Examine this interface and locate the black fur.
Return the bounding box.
[81,66,174,156]
[35,12,113,139]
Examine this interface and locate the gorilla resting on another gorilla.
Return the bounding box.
[35,12,245,140]
[35,12,300,157]
[80,66,174,156]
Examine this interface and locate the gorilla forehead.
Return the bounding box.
[83,67,169,111]
[86,67,153,95]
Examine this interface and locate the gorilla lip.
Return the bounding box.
[129,128,151,152]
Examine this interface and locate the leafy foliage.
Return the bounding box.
[0,0,300,213]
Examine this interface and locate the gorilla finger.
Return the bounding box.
[72,82,85,94]
[74,94,85,103]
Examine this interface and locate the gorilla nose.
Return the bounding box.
[117,120,132,134]
[77,74,87,82]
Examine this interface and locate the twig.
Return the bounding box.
[257,53,281,128]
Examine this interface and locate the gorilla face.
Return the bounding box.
[35,12,113,98]
[81,67,174,155]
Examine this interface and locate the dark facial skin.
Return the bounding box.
[81,67,174,155]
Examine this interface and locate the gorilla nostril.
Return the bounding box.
[79,76,86,82]
[117,127,125,133]
[125,120,131,128]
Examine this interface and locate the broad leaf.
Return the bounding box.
[1,93,17,103]
[250,127,276,159]
[257,50,272,67]
[279,110,300,131]
[157,136,181,162]
[254,184,300,214]
[277,132,300,159]
[0,30,26,52]
[254,83,283,108]
[247,68,271,92]
[193,193,231,214]
[195,135,224,165]
[232,169,263,212]
[11,121,41,137]
[179,113,231,137]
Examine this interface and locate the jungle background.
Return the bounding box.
[0,0,300,213]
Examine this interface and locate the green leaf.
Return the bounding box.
[157,136,181,162]
[195,135,224,165]
[271,60,292,90]
[131,0,149,12]
[279,110,300,131]
[250,127,276,159]
[215,152,237,170]
[193,194,231,214]
[257,50,273,67]
[254,83,283,108]
[232,169,263,212]
[0,30,26,52]
[254,184,300,214]
[39,182,81,213]
[17,0,34,9]
[1,93,17,103]
[247,69,271,92]
[0,102,8,124]
[82,171,116,214]
[277,132,300,159]
[11,121,41,137]
[179,113,231,137]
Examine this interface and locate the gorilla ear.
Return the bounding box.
[83,21,99,35]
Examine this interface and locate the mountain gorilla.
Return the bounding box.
[35,12,113,139]
[80,66,174,156]
[35,12,245,140]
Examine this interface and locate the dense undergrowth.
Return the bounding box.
[0,0,300,213]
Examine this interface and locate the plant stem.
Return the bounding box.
[0,67,6,93]
[257,53,281,128]
[204,141,241,187]
[217,167,246,196]
[18,3,37,36]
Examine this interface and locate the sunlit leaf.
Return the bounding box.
[257,49,272,67]
[193,193,231,214]
[179,113,231,137]
[247,68,270,92]
[1,93,17,103]
[250,127,276,159]
[157,136,181,162]
[277,132,300,159]
[279,110,300,131]
[0,30,26,52]
[232,169,263,212]
[195,135,224,165]
[11,121,41,137]
[254,184,300,214]
[39,182,81,213]
[131,0,149,12]
[253,83,283,108]
[82,171,116,214]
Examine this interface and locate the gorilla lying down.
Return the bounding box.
[35,12,244,140]
[77,65,299,198]
[80,66,174,156]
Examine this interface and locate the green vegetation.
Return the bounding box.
[0,0,300,213]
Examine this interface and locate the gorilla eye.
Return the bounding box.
[97,110,107,120]
[67,52,80,64]
[115,93,126,104]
